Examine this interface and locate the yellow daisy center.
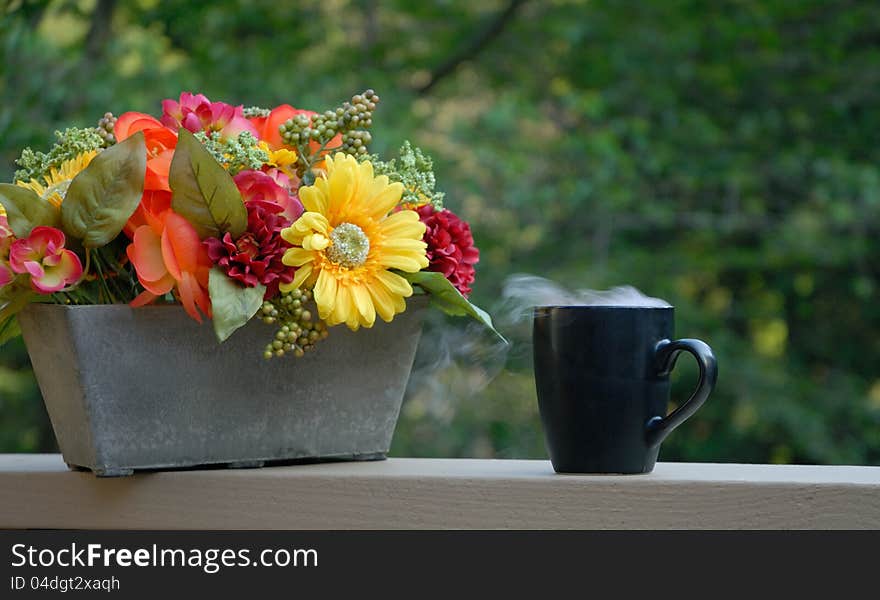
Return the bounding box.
[326,222,370,268]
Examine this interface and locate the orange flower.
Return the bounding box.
[114,112,177,191]
[250,104,298,150]
[250,104,342,157]
[124,190,172,239]
[126,208,212,323]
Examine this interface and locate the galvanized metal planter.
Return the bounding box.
[19,298,427,477]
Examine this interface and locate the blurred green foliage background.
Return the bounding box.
[1,0,879,465]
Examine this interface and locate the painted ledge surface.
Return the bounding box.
[1,454,879,529]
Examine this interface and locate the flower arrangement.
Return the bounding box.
[0,90,496,357]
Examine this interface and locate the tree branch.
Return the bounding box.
[415,0,527,96]
[23,0,50,30]
[62,0,115,115]
[360,0,379,70]
[85,0,116,63]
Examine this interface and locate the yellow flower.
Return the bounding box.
[281,153,429,330]
[16,151,98,208]
[258,141,298,177]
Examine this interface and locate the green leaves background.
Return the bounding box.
[2,1,880,465]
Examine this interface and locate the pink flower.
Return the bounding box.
[161,92,257,139]
[233,169,304,223]
[9,227,83,294]
[0,262,12,288]
[0,215,13,288]
[417,205,480,297]
[0,215,13,256]
[264,167,292,191]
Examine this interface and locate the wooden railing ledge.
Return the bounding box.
[1,454,878,529]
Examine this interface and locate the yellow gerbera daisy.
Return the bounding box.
[16,150,98,208]
[280,153,429,330]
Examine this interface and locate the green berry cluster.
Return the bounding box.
[367,141,445,208]
[279,89,380,168]
[14,127,105,183]
[340,129,373,156]
[278,112,314,148]
[242,106,270,119]
[96,112,117,147]
[194,131,269,175]
[337,89,380,156]
[259,288,330,359]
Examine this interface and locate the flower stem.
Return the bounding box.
[91,249,117,304]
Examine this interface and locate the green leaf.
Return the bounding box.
[61,132,146,248]
[401,270,506,343]
[0,184,60,238]
[208,267,266,342]
[170,129,246,239]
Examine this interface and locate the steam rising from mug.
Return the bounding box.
[501,274,670,316]
[403,309,510,424]
[403,274,670,426]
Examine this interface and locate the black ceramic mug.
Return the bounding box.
[533,306,717,474]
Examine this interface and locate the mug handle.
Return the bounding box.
[645,339,718,448]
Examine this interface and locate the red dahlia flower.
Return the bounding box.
[204,200,295,298]
[417,205,479,297]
